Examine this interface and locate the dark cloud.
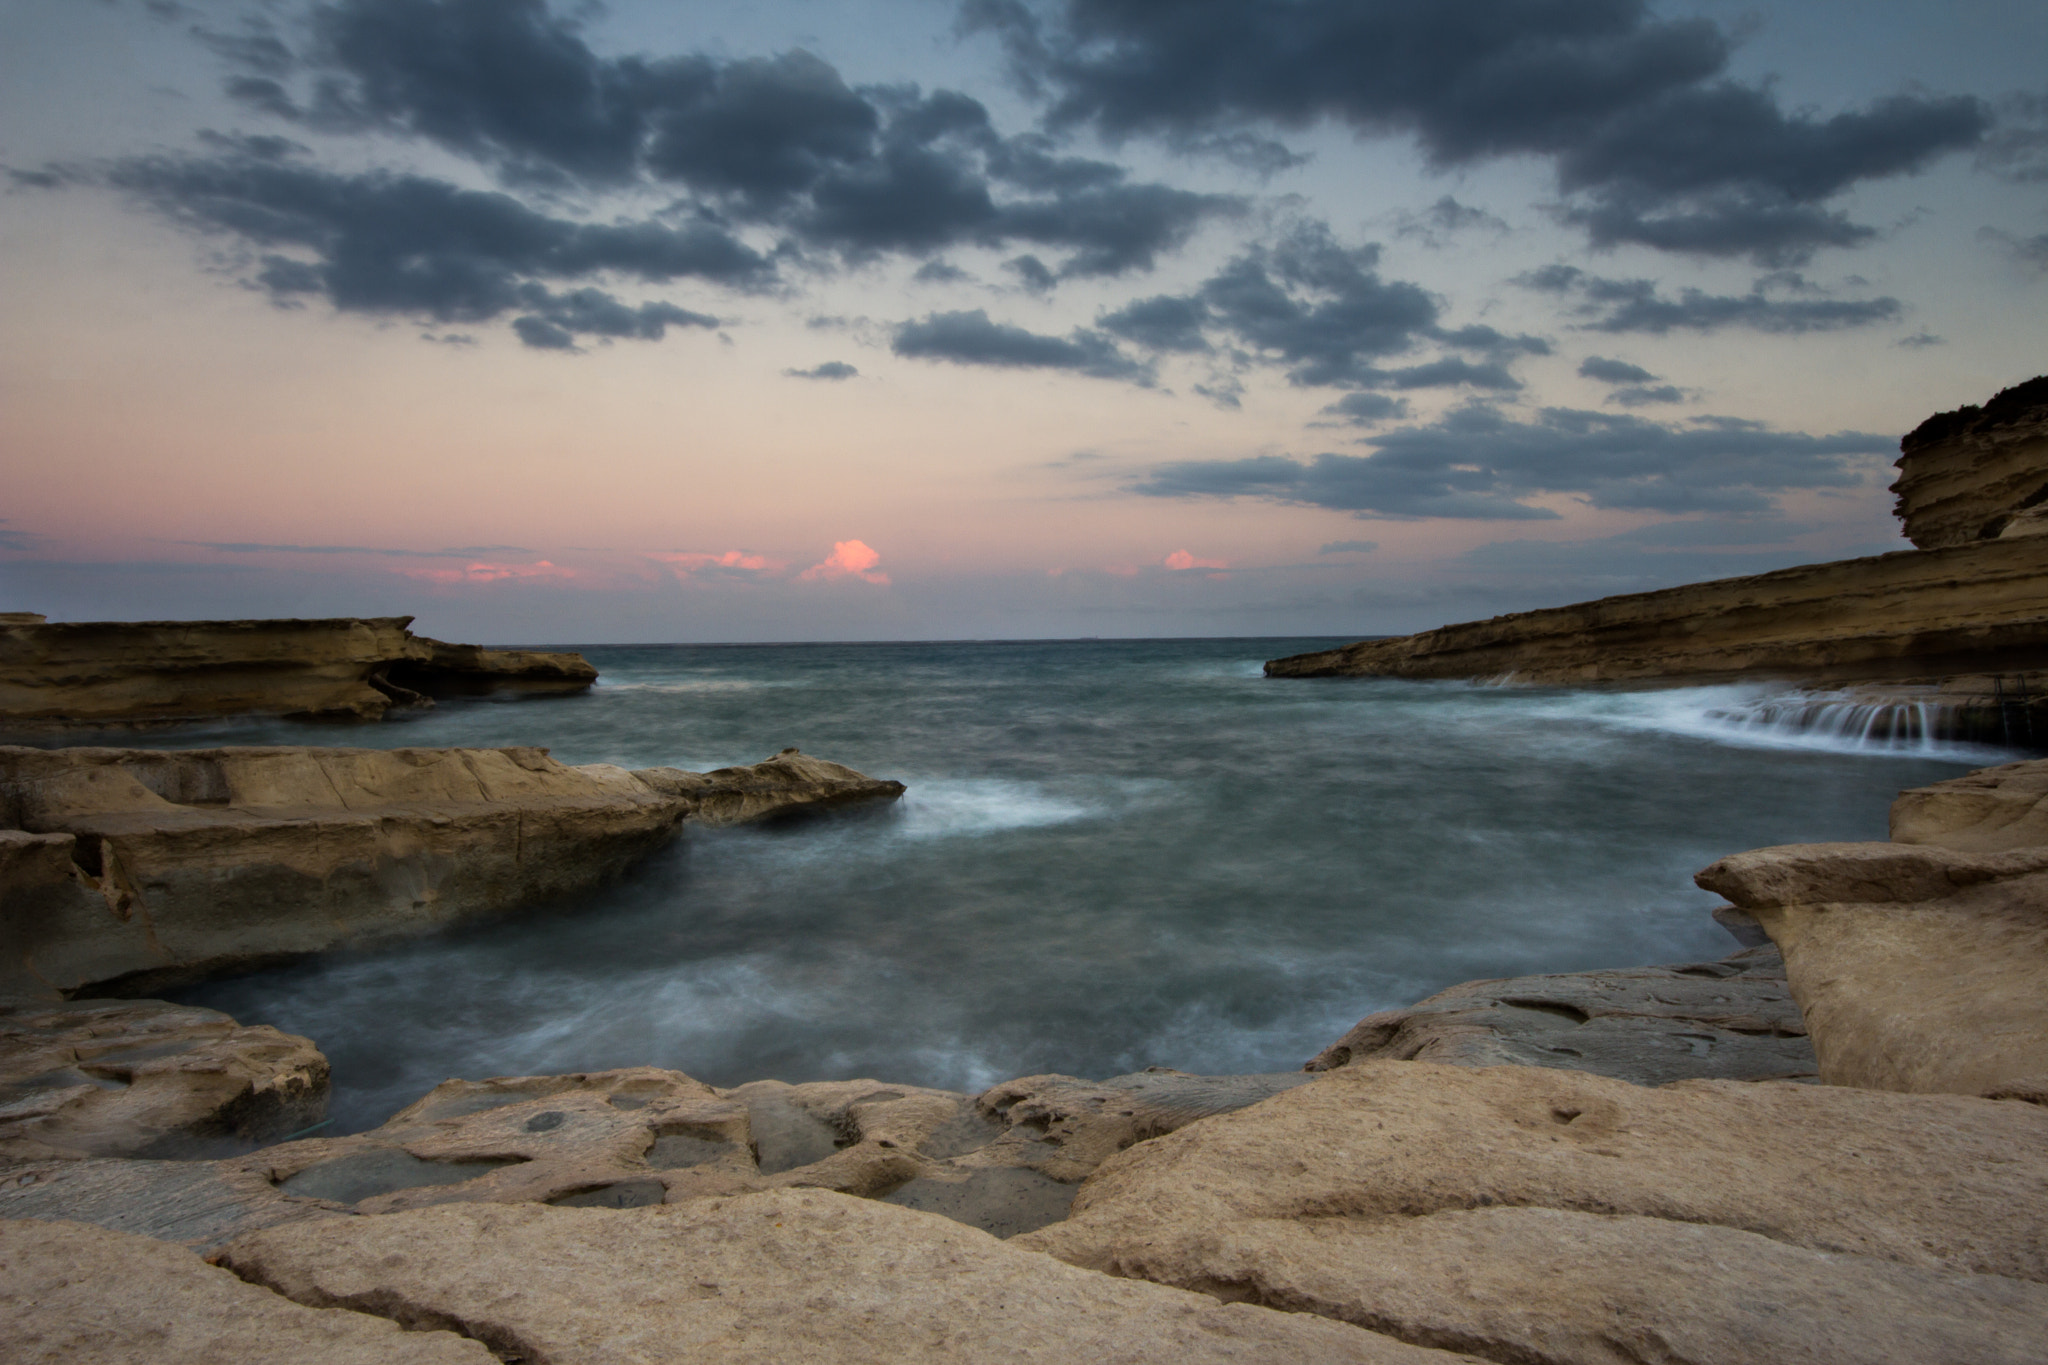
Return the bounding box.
[1433,324,1549,357]
[100,153,744,345]
[786,361,859,380]
[207,0,1237,277]
[966,0,1985,263]
[1005,253,1057,292]
[1895,331,1945,349]
[1977,91,2048,184]
[913,260,971,283]
[892,309,1149,381]
[1608,384,1685,407]
[1131,405,1890,519]
[1097,293,1210,352]
[1578,355,1655,384]
[1372,357,1521,391]
[1319,391,1409,426]
[1318,540,1378,554]
[1523,266,1901,334]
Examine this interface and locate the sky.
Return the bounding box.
[2,0,2045,643]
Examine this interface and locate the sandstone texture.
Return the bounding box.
[0,743,901,997]
[1893,374,2048,550]
[0,1063,1311,1252]
[1021,1061,2048,1365]
[1266,535,2048,683]
[0,614,597,725]
[1305,944,1816,1085]
[0,1217,491,1365]
[217,1189,1475,1364]
[0,998,327,1160]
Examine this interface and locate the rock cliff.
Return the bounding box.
[1893,374,2048,549]
[1698,756,2048,1101]
[1269,376,2048,687]
[0,615,596,725]
[0,745,903,997]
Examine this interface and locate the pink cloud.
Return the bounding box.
[1164,549,1228,571]
[403,559,579,584]
[648,549,783,580]
[800,539,890,585]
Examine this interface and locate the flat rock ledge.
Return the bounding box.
[1698,756,2048,1100]
[1020,1061,2048,1365]
[0,614,596,726]
[0,743,903,998]
[1306,943,1817,1086]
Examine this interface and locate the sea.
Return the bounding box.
[118,637,2019,1133]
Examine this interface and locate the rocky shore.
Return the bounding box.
[4,744,2044,1363]
[1267,377,2048,724]
[0,615,597,725]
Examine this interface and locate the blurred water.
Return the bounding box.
[140,639,2008,1130]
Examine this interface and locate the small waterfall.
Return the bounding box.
[1699,692,1974,755]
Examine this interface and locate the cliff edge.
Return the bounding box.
[0,615,597,725]
[1270,376,2048,688]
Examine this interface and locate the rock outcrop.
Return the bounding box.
[1305,943,1817,1085]
[0,744,902,997]
[1266,534,2048,683]
[1020,1061,2048,1365]
[1267,377,2048,689]
[2,1217,495,1365]
[0,615,596,725]
[1893,374,2048,550]
[1698,757,2048,1101]
[0,998,327,1161]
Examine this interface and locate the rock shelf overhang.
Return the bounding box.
[0,744,904,999]
[0,615,598,725]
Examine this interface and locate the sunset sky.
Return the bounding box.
[3,0,2045,642]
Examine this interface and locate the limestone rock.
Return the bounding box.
[0,615,594,725]
[635,747,907,825]
[1890,755,2048,851]
[0,1217,492,1364]
[0,1154,342,1257]
[0,997,327,1159]
[1305,945,1816,1086]
[1698,839,2048,1100]
[1021,1062,2048,1364]
[0,744,693,995]
[1893,374,2048,550]
[1265,535,2048,683]
[218,1189,1476,1364]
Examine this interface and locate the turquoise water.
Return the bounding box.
[151,638,2005,1130]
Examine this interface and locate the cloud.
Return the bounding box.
[892,309,1150,381]
[403,558,578,583]
[1977,226,2048,271]
[1164,549,1228,570]
[1977,90,2048,184]
[1318,540,1377,554]
[101,153,750,345]
[194,0,1236,277]
[649,550,784,580]
[195,541,534,557]
[969,0,1986,263]
[1131,405,1892,519]
[1392,195,1507,245]
[1607,384,1687,407]
[1097,293,1211,353]
[1319,391,1409,426]
[785,361,859,380]
[1895,331,1945,349]
[1578,355,1656,384]
[800,539,890,584]
[1523,266,1901,334]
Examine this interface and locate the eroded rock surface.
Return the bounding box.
[0,614,595,726]
[217,1189,1475,1364]
[1021,1061,2048,1365]
[0,998,327,1160]
[1305,944,1816,1085]
[1893,374,2048,551]
[1699,840,2048,1101]
[0,743,901,996]
[0,1217,492,1365]
[1266,535,2048,683]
